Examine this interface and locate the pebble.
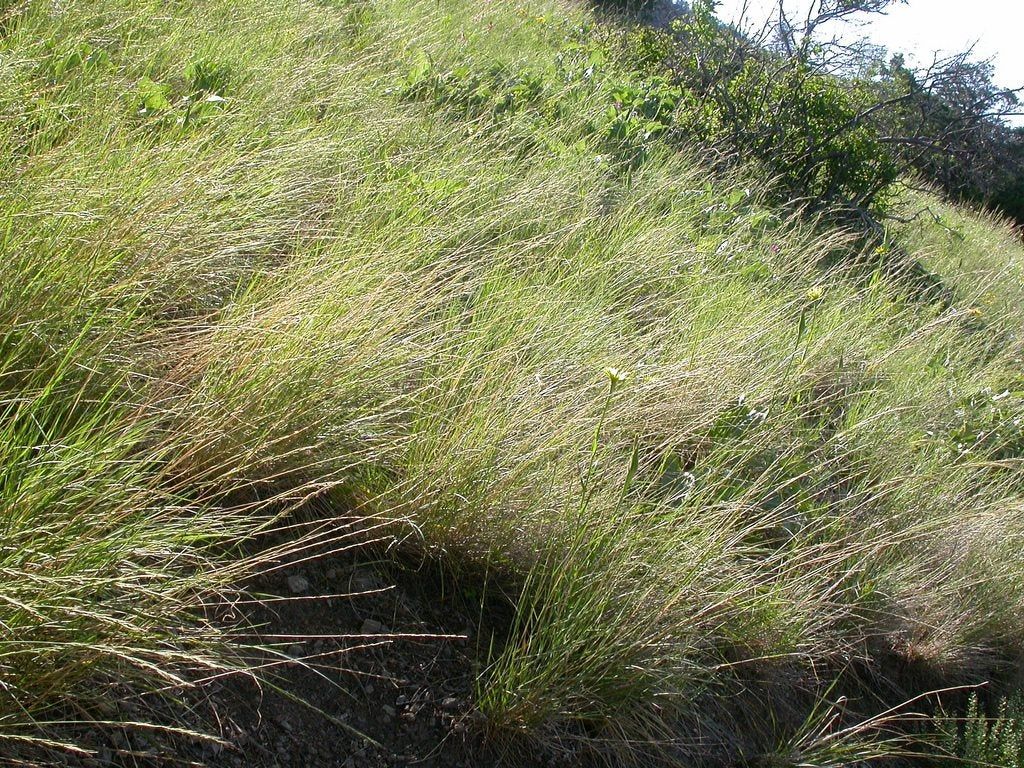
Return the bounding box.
[351,568,385,591]
[287,574,310,594]
[360,618,389,634]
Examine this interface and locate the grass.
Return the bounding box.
[2,0,1024,764]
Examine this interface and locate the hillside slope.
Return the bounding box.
[2,0,1024,765]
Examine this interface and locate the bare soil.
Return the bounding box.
[30,549,515,768]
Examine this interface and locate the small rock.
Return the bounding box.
[382,704,396,718]
[351,568,385,591]
[287,643,304,658]
[360,618,389,634]
[441,696,459,711]
[287,574,310,594]
[325,567,339,580]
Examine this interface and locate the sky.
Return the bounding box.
[711,0,1024,120]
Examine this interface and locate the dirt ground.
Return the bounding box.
[36,547,517,768]
[189,555,484,768]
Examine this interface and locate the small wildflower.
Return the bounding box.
[604,366,628,391]
[805,286,824,302]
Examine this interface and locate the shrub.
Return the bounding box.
[612,1,899,213]
[949,693,1024,768]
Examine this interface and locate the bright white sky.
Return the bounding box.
[711,0,1024,119]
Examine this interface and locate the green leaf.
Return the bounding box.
[618,435,640,506]
[405,50,433,88]
[727,188,749,208]
[137,77,172,115]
